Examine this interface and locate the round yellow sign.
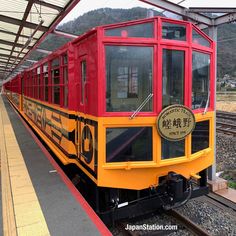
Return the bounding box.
[157,105,196,141]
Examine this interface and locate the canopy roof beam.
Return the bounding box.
[0,29,38,41]
[0,65,13,69]
[0,47,27,55]
[0,66,13,70]
[0,53,23,60]
[214,13,236,26]
[140,0,213,25]
[0,15,48,32]
[0,61,19,69]
[140,1,236,27]
[0,39,32,49]
[189,8,236,13]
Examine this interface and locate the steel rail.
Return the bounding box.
[168,209,212,236]
[216,111,236,121]
[216,121,236,135]
[206,193,236,212]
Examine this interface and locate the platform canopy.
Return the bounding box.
[140,0,236,26]
[0,0,81,81]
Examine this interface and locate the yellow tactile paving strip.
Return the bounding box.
[0,96,50,236]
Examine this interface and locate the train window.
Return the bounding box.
[43,64,48,101]
[26,73,29,96]
[191,120,209,154]
[192,52,210,110]
[37,67,40,100]
[162,49,185,108]
[162,22,186,41]
[106,127,152,162]
[29,71,33,97]
[161,138,185,159]
[62,54,68,108]
[53,70,60,84]
[53,86,60,105]
[40,67,44,100]
[106,46,153,112]
[51,58,59,67]
[81,60,86,105]
[105,22,154,38]
[32,72,35,97]
[51,58,60,105]
[64,68,68,107]
[192,29,210,48]
[33,70,37,99]
[63,54,68,64]
[23,75,26,95]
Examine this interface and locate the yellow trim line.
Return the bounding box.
[0,96,50,236]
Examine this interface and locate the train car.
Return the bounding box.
[4,16,215,223]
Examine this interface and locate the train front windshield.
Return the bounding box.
[105,45,153,112]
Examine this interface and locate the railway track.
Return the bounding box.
[116,209,212,236]
[216,110,236,121]
[216,110,236,135]
[216,121,236,135]
[167,209,211,236]
[114,191,236,236]
[168,193,236,236]
[206,192,236,212]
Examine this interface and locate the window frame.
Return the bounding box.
[50,57,61,106]
[104,21,155,38]
[43,63,49,102]
[61,53,68,108]
[160,45,189,110]
[162,21,187,42]
[192,25,212,49]
[160,19,190,46]
[103,43,156,116]
[191,50,211,111]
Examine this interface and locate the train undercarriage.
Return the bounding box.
[70,165,209,225]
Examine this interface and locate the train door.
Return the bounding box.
[77,56,89,156]
[76,55,96,173]
[78,55,88,157]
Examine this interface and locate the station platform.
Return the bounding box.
[0,95,111,236]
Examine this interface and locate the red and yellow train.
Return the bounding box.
[4,16,215,222]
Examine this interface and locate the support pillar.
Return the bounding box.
[208,25,217,181]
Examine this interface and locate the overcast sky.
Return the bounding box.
[60,0,236,24]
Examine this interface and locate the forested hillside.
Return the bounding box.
[217,23,236,78]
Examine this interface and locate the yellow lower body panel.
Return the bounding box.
[97,112,215,190]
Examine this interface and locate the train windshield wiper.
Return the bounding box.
[130,93,153,119]
[203,89,210,115]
